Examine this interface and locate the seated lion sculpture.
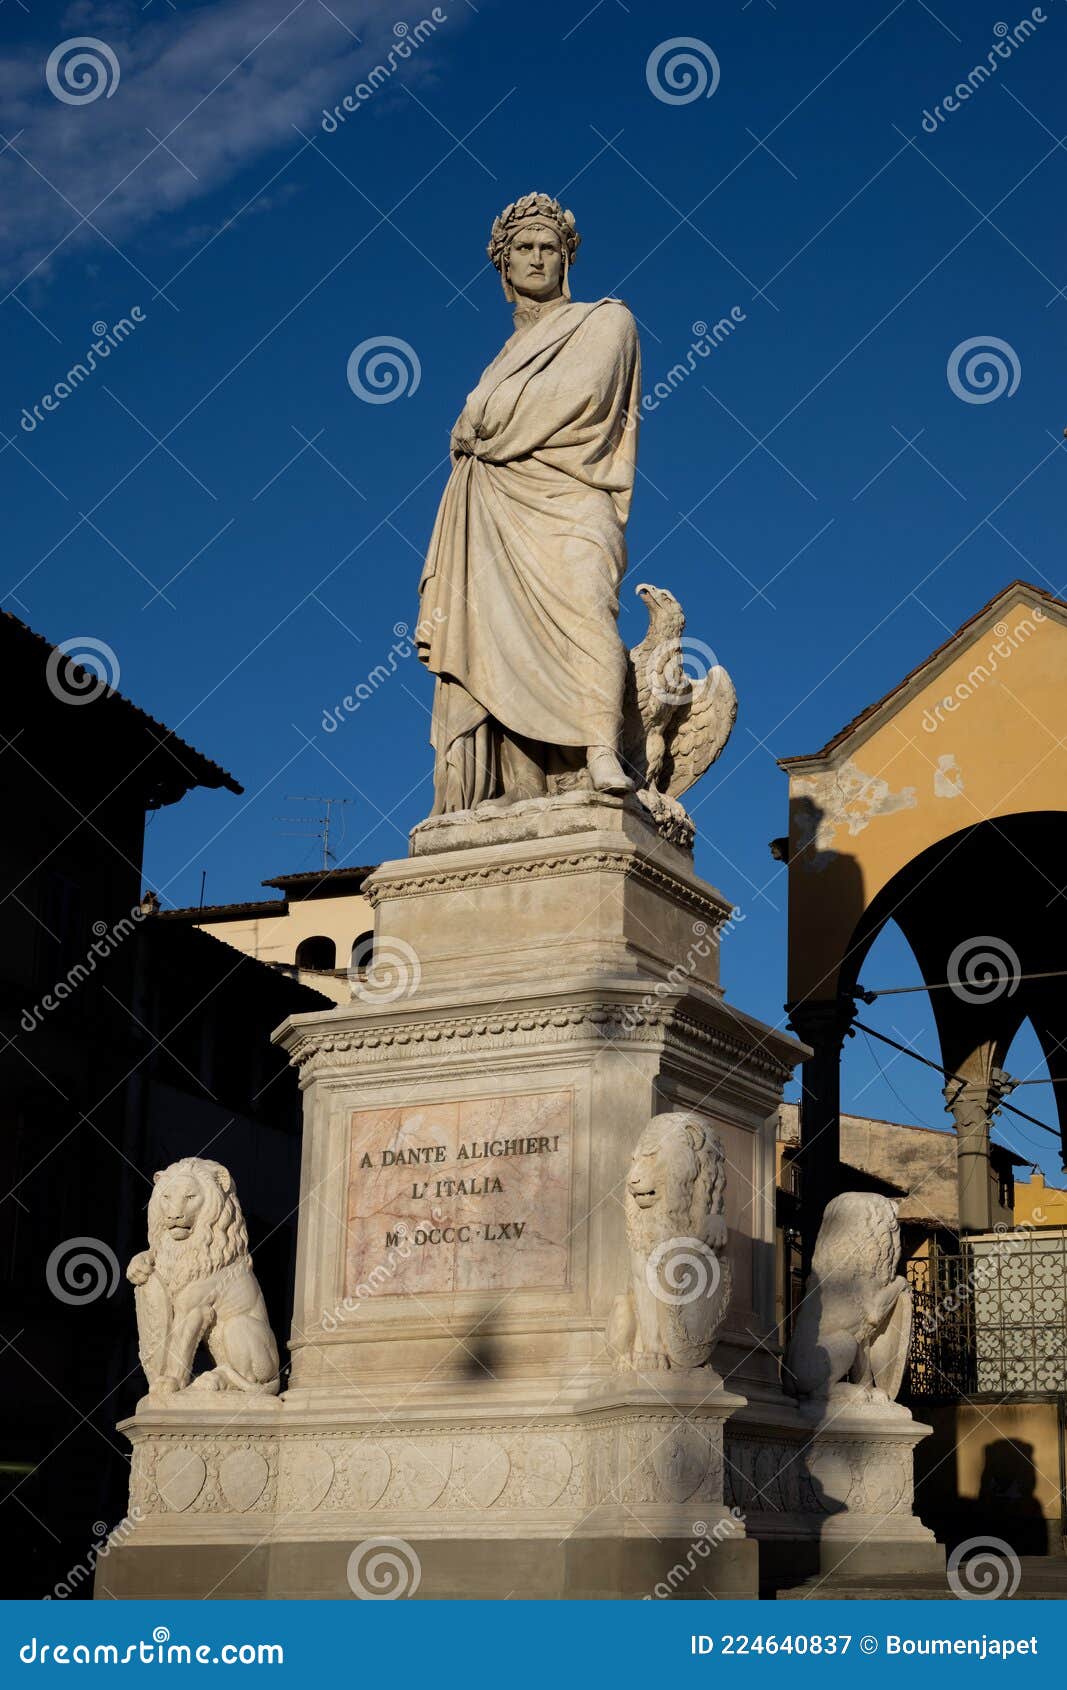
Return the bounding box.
[127,1157,280,1397]
[607,1111,732,1374]
[784,1190,911,1408]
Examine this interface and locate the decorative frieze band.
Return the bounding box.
[128,1412,736,1519]
[284,1000,793,1088]
[724,1432,920,1519]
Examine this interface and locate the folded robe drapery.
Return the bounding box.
[417,298,641,814]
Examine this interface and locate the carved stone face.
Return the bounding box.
[156,1174,206,1241]
[506,223,563,302]
[627,1123,677,1211]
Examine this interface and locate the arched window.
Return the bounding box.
[295,935,336,970]
[350,930,374,974]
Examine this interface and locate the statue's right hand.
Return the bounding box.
[127,1251,154,1286]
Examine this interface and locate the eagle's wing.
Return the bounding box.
[663,665,737,799]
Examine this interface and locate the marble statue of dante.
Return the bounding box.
[417,192,641,813]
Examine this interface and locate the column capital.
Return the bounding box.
[943,1070,1012,1130]
[785,996,856,1052]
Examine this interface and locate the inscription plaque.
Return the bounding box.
[345,1090,573,1299]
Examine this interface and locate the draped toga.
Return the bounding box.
[417,297,641,814]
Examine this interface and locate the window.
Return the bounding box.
[294,936,336,970]
[350,930,374,974]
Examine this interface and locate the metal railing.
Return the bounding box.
[907,1231,1067,1399]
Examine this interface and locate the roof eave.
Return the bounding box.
[778,580,1066,773]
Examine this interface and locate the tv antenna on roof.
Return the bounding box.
[273,795,354,871]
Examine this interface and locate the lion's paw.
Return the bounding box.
[188,1370,224,1393]
[632,1350,669,1374]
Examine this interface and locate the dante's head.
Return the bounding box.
[487,193,581,304]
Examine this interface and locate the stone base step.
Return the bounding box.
[778,1557,1067,1601]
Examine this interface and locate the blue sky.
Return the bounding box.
[3,0,1065,1173]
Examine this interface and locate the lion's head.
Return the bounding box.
[812,1191,900,1289]
[147,1157,249,1291]
[624,1111,727,1258]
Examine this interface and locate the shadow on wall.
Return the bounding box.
[450,1302,502,1383]
[975,1438,1048,1555]
[913,1405,1058,1556]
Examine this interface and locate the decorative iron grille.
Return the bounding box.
[907,1231,1067,1399]
[906,1249,975,1398]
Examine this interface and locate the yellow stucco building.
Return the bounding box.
[1016,1170,1067,1229]
[777,581,1067,1555]
[779,580,1067,1245]
[161,867,376,1005]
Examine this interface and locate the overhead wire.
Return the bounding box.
[851,1018,1061,1141]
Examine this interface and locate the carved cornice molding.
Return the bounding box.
[285,1000,794,1088]
[367,848,732,926]
[129,1409,726,1445]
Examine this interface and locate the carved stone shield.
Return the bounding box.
[346,1443,392,1508]
[871,1283,913,1402]
[220,1448,268,1512]
[451,1437,510,1508]
[516,1437,572,1506]
[155,1447,205,1513]
[652,1425,709,1501]
[289,1447,335,1511]
[395,1440,452,1509]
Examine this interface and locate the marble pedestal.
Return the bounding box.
[100,794,822,1599]
[98,1379,758,1598]
[726,1397,943,1590]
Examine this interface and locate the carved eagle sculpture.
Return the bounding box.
[621,583,737,846]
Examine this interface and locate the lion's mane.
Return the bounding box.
[624,1111,726,1260]
[148,1157,250,1293]
[811,1191,899,1295]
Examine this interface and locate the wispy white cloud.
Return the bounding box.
[0,0,460,290]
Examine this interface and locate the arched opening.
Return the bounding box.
[350,930,374,975]
[294,935,336,971]
[789,809,1067,1290]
